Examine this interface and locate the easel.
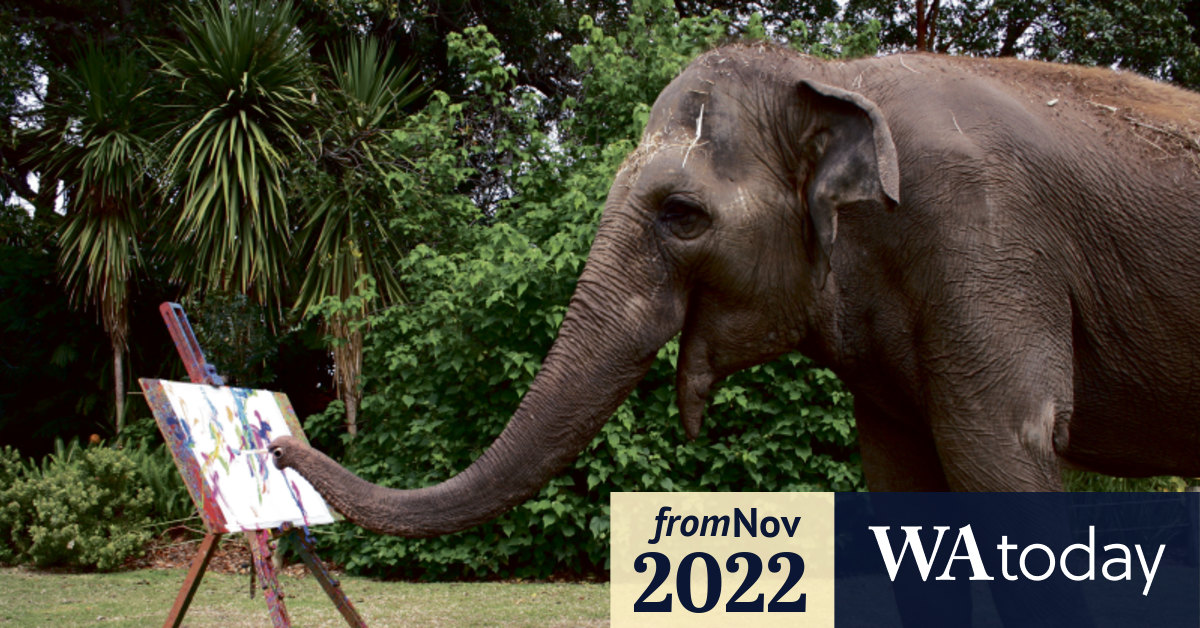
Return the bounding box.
[152,302,366,627]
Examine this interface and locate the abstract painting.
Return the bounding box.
[139,379,337,533]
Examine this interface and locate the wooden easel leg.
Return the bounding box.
[164,532,222,628]
[247,529,292,627]
[288,527,368,627]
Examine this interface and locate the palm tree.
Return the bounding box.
[43,44,156,434]
[296,38,423,435]
[155,0,314,307]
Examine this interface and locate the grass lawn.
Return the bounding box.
[0,567,609,627]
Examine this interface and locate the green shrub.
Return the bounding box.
[121,416,201,526]
[0,446,30,564]
[2,433,197,571]
[18,445,154,570]
[123,440,196,525]
[117,414,163,447]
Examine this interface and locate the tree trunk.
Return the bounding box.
[1000,18,1032,57]
[915,0,941,52]
[329,315,363,436]
[103,288,129,436]
[113,340,126,435]
[344,385,359,437]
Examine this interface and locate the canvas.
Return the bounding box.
[139,379,337,533]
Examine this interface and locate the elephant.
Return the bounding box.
[270,42,1200,537]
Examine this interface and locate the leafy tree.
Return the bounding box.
[295,37,424,435]
[842,0,1200,87]
[150,4,437,435]
[1,0,184,218]
[1029,0,1200,85]
[1,1,192,437]
[39,44,159,434]
[292,1,851,216]
[153,0,316,307]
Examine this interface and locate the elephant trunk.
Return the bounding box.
[270,214,684,537]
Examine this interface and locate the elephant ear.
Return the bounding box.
[798,80,900,288]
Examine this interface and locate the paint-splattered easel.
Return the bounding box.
[151,302,366,628]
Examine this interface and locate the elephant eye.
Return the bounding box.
[659,196,711,240]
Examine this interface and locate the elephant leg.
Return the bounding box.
[856,399,969,627]
[921,329,1099,626]
[855,397,950,491]
[927,372,1070,492]
[921,296,1074,492]
[929,371,1097,628]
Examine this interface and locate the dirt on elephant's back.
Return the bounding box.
[950,55,1200,168]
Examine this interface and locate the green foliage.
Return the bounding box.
[0,436,197,570]
[3,443,153,571]
[293,36,430,433]
[325,37,423,136]
[1031,0,1200,85]
[122,439,196,525]
[0,446,29,564]
[295,36,425,316]
[372,91,478,248]
[788,18,883,59]
[1063,470,1188,493]
[187,291,280,387]
[304,4,866,580]
[568,0,733,147]
[40,42,160,433]
[1,0,187,217]
[155,0,316,305]
[841,0,1200,88]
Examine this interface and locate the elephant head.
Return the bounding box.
[269,44,899,537]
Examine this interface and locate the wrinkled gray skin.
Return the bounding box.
[271,44,1200,537]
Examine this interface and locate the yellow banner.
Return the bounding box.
[611,492,835,627]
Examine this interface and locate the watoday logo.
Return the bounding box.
[869,524,1166,596]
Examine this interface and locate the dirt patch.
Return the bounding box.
[123,527,329,578]
[945,54,1200,167]
[970,56,1200,123]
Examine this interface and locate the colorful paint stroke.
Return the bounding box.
[139,379,336,532]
